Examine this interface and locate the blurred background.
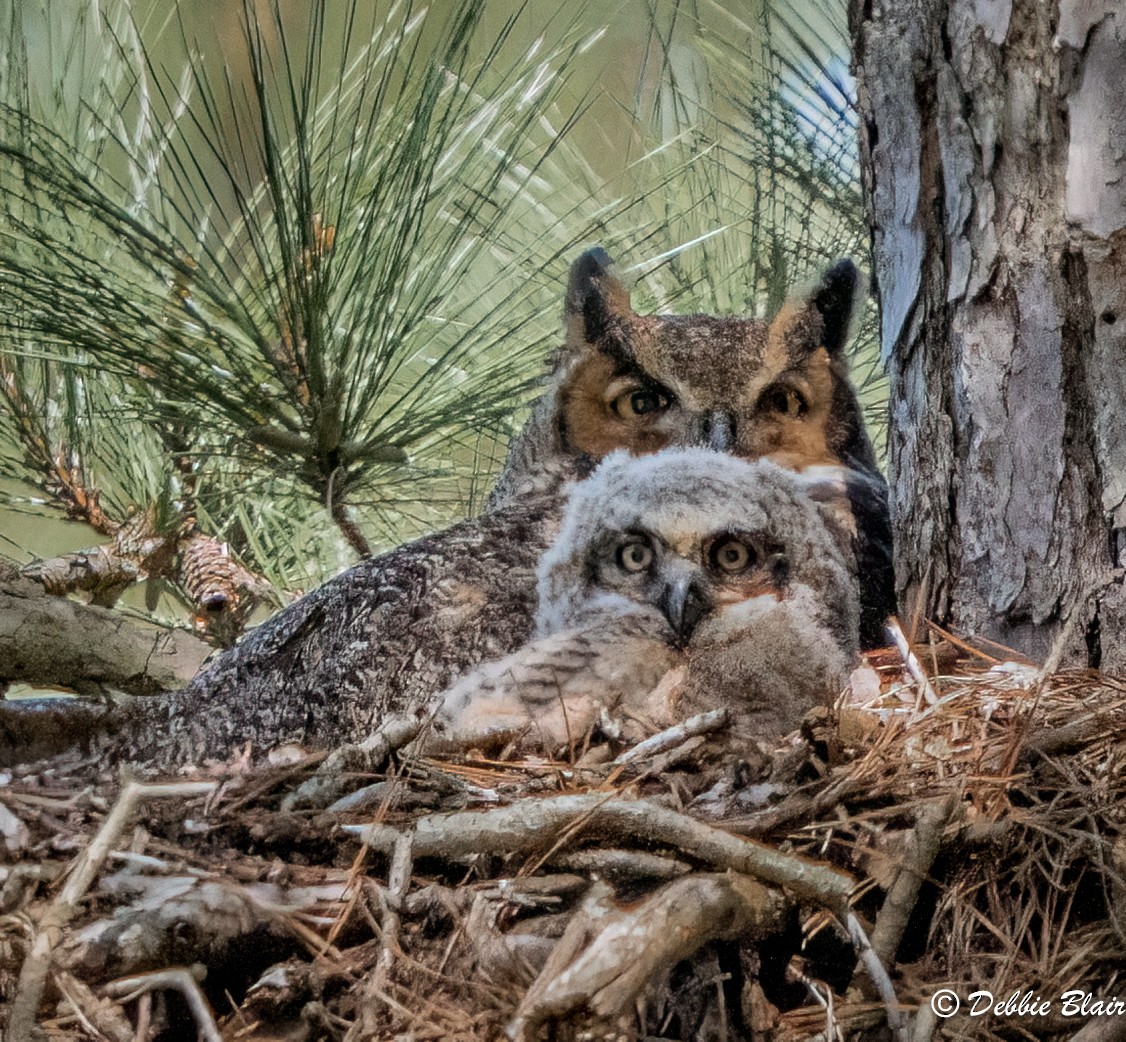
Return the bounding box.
[0,0,879,646]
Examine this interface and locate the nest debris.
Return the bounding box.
[1,631,1125,1042]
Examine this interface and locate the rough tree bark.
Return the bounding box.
[851,0,1126,665]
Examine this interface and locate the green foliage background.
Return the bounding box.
[0,0,881,608]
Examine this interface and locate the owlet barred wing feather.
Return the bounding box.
[433,449,859,753]
[43,251,889,770]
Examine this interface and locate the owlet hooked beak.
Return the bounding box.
[657,571,713,645]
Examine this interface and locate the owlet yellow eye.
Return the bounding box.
[617,538,654,573]
[612,387,671,419]
[710,537,754,573]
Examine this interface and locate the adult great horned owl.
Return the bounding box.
[492,250,879,501]
[434,449,858,753]
[72,251,888,770]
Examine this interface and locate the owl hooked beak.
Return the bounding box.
[658,572,712,646]
[699,410,736,452]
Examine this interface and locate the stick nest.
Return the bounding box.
[2,637,1124,1042]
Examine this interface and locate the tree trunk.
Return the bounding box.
[850,0,1126,666]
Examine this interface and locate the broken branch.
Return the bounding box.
[508,871,785,1041]
[347,792,855,912]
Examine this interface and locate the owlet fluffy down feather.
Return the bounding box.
[433,448,859,754]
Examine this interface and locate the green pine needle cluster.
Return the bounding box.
[0,0,880,604]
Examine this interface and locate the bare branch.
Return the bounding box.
[21,545,142,608]
[868,792,960,966]
[103,967,221,1042]
[508,872,785,1041]
[347,792,856,912]
[0,357,118,537]
[354,832,414,1036]
[846,912,908,1042]
[611,708,729,765]
[0,574,210,701]
[329,495,373,560]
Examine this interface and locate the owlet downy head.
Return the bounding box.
[432,448,861,753]
[535,447,860,661]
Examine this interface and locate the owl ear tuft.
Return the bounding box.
[565,247,632,345]
[809,259,863,356]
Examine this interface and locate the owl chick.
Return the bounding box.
[433,448,859,753]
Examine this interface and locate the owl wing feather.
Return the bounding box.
[110,493,563,769]
[431,609,680,754]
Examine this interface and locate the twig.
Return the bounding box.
[134,993,152,1042]
[52,971,133,1042]
[282,715,424,811]
[103,967,221,1042]
[788,965,839,1042]
[376,832,414,986]
[6,780,217,1040]
[723,775,869,837]
[547,848,691,882]
[611,708,729,765]
[1024,714,1109,759]
[911,1001,938,1042]
[886,618,938,707]
[502,879,615,1042]
[346,792,855,912]
[923,619,1002,665]
[328,478,372,559]
[846,912,908,1042]
[507,872,785,1041]
[0,356,117,536]
[21,545,142,606]
[868,792,959,965]
[354,832,414,1038]
[241,888,345,961]
[637,735,707,776]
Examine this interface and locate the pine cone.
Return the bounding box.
[178,534,265,646]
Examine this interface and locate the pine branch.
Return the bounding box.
[2,0,887,600]
[0,356,117,535]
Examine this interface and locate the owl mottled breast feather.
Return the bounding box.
[107,495,561,768]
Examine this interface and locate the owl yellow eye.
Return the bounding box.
[710,537,755,573]
[612,387,672,420]
[759,384,807,418]
[617,538,654,573]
